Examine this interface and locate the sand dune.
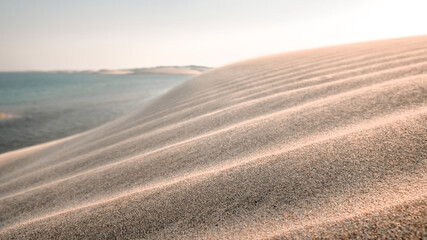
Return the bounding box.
[0,35,426,239]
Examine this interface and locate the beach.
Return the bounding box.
[0,35,426,239]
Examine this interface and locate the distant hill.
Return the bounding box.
[48,65,211,75]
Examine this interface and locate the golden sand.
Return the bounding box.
[0,35,426,239]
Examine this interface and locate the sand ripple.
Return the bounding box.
[0,35,426,239]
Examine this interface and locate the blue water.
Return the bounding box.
[0,73,190,153]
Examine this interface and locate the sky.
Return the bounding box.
[0,0,426,71]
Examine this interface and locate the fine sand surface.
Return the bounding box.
[0,35,426,239]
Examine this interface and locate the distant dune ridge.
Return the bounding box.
[0,35,426,239]
[44,65,210,75]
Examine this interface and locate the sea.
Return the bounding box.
[0,72,191,153]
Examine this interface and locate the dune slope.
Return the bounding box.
[0,36,426,239]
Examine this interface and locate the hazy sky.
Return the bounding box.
[1,0,426,71]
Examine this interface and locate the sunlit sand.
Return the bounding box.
[0,35,426,239]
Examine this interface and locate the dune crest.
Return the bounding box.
[0,36,426,239]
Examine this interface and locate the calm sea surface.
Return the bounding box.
[0,72,190,153]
